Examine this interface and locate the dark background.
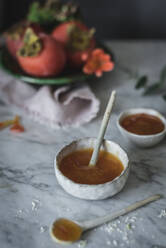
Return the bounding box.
[1,0,166,39]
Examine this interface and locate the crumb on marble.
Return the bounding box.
[17,209,23,214]
[158,209,166,218]
[15,209,23,218]
[102,214,144,246]
[40,226,48,233]
[113,240,118,246]
[78,240,87,248]
[122,234,128,241]
[126,223,132,230]
[32,199,40,211]
[106,240,111,245]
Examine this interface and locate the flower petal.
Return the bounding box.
[92,48,104,56]
[95,70,103,77]
[102,62,114,71]
[83,66,93,74]
[101,54,111,61]
[81,52,89,61]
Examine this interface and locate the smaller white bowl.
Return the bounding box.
[117,108,166,148]
[55,138,129,200]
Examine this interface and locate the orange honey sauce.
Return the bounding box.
[59,148,124,185]
[51,218,82,243]
[120,113,165,135]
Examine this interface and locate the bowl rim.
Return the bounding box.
[117,108,166,138]
[55,137,130,188]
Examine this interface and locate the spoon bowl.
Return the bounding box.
[50,218,83,244]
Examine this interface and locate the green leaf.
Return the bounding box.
[27,2,40,23]
[143,65,166,95]
[162,94,166,101]
[27,1,55,24]
[160,65,166,83]
[27,0,81,26]
[143,82,160,95]
[135,75,148,89]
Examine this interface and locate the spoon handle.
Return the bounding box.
[89,90,116,167]
[81,194,161,230]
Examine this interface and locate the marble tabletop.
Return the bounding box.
[0,41,166,248]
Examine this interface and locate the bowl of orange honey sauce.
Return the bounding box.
[55,137,129,200]
[117,108,166,147]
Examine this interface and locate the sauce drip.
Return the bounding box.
[52,218,82,242]
[120,113,165,135]
[59,149,124,184]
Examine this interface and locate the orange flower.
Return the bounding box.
[0,119,15,129]
[83,49,114,77]
[10,115,25,133]
[0,115,25,133]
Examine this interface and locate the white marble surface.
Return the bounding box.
[0,41,166,248]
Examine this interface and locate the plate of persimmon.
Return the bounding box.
[0,0,114,85]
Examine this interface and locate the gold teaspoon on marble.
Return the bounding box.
[50,194,161,244]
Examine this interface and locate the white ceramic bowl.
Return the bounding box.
[55,138,129,200]
[117,108,166,148]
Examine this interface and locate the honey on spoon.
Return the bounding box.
[50,194,161,244]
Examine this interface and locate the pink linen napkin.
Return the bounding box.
[0,74,100,128]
